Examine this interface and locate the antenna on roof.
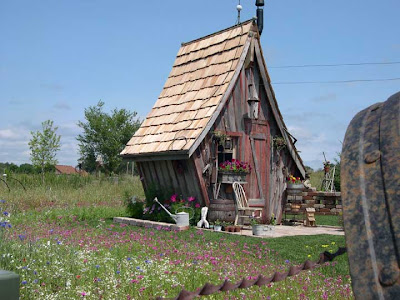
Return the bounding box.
[255,0,265,35]
[236,0,242,24]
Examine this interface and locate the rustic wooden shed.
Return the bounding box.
[121,19,305,223]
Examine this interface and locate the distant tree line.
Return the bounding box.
[0,162,55,175]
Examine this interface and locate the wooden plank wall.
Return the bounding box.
[210,54,300,220]
[137,160,202,202]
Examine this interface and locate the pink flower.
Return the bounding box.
[170,194,177,202]
[195,203,200,208]
[188,196,195,202]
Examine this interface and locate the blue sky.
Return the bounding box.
[1,0,399,170]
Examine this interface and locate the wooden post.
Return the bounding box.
[193,156,210,206]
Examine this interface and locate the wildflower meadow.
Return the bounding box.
[0,175,353,299]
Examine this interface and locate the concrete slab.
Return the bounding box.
[114,217,344,238]
[113,217,189,231]
[227,225,345,238]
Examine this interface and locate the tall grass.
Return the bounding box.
[0,174,145,218]
[310,170,325,190]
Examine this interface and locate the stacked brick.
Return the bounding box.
[285,188,342,215]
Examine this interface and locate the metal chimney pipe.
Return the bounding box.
[255,0,265,35]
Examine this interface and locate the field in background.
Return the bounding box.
[0,174,351,299]
[309,170,325,190]
[0,174,144,221]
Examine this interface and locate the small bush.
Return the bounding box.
[124,191,144,219]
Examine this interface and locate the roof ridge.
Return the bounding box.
[181,19,255,47]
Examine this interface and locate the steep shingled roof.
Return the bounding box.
[121,20,256,157]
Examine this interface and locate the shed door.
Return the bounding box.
[244,119,270,219]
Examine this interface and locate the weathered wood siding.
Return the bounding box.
[199,54,301,222]
[137,160,203,203]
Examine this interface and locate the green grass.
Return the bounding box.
[0,174,352,299]
[315,214,343,227]
[309,170,325,190]
[284,214,342,227]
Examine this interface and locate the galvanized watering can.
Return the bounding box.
[154,197,193,227]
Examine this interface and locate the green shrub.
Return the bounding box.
[124,191,145,218]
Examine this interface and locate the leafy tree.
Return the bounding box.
[28,120,61,183]
[18,163,36,174]
[77,101,141,174]
[304,165,314,175]
[1,162,18,174]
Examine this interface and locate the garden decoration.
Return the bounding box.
[232,182,263,226]
[153,197,192,227]
[218,159,251,182]
[319,154,336,192]
[250,216,274,236]
[341,91,400,299]
[286,174,303,190]
[218,159,251,173]
[323,160,330,173]
[196,206,209,229]
[213,219,222,231]
[0,199,18,299]
[156,246,347,300]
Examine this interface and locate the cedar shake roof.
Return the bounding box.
[121,20,257,157]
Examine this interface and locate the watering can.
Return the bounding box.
[154,197,193,227]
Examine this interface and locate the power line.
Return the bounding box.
[269,61,400,69]
[272,77,400,85]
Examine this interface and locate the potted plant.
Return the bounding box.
[273,136,286,152]
[218,159,251,182]
[213,219,222,232]
[269,213,276,226]
[249,217,262,236]
[250,217,274,236]
[223,221,235,232]
[323,161,331,173]
[286,174,303,190]
[233,225,242,232]
[212,130,227,144]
